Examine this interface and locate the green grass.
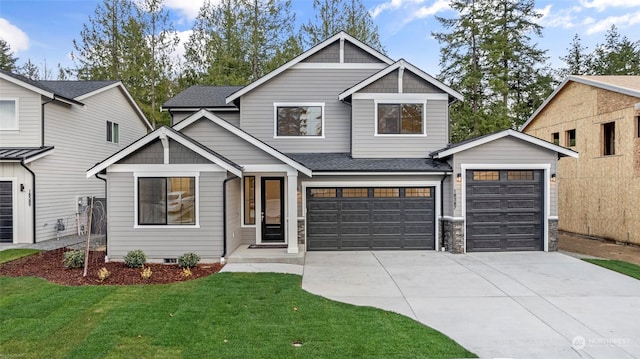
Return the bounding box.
[0,273,476,359]
[583,259,640,280]
[0,249,42,264]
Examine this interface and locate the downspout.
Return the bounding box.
[20,159,37,244]
[41,98,54,147]
[221,175,237,263]
[440,173,448,251]
[95,173,107,255]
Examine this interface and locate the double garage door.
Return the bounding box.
[306,187,435,250]
[466,169,544,251]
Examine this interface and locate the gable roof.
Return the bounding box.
[0,69,80,105]
[87,126,242,178]
[287,152,451,172]
[430,129,578,159]
[173,109,312,176]
[39,80,119,99]
[225,31,394,104]
[521,75,640,131]
[338,59,464,103]
[0,146,55,164]
[161,85,243,111]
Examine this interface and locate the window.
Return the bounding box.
[552,132,559,145]
[405,188,431,197]
[636,116,639,138]
[107,121,119,143]
[374,188,399,197]
[473,171,499,181]
[244,177,255,225]
[602,122,615,156]
[342,188,368,197]
[507,171,534,181]
[0,99,18,130]
[138,177,195,225]
[275,103,323,137]
[376,102,424,135]
[565,129,576,147]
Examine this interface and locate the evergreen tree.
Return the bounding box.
[0,39,18,72]
[558,34,589,77]
[19,59,41,80]
[301,0,384,52]
[589,25,640,75]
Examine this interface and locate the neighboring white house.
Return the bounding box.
[88,31,577,262]
[0,70,152,244]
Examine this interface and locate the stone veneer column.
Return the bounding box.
[443,218,465,254]
[298,219,305,245]
[548,218,558,251]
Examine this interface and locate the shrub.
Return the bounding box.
[97,267,110,282]
[124,250,146,268]
[180,268,192,278]
[63,250,85,269]
[141,266,152,279]
[178,252,201,269]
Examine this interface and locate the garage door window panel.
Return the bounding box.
[342,188,368,197]
[373,188,399,197]
[406,188,431,197]
[507,171,534,181]
[473,171,499,181]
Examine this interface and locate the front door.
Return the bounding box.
[261,177,285,242]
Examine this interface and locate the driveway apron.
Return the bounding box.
[302,251,640,358]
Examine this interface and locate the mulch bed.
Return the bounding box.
[0,248,223,286]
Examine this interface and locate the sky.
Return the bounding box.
[0,0,639,78]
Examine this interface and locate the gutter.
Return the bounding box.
[20,159,37,244]
[95,173,107,255]
[221,175,238,262]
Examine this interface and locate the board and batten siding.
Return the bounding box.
[107,171,225,261]
[29,86,149,242]
[351,99,449,158]
[0,163,32,243]
[240,68,379,153]
[180,117,283,165]
[450,136,558,218]
[0,78,42,147]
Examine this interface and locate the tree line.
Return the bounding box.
[0,0,638,140]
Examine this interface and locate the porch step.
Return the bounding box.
[225,244,305,265]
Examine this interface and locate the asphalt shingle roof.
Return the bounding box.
[162,85,244,109]
[287,152,451,172]
[39,80,119,99]
[0,147,54,161]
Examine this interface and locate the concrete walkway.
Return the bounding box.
[0,235,105,251]
[302,251,640,358]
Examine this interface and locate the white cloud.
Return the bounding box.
[586,10,640,34]
[0,18,29,53]
[172,29,192,62]
[579,0,640,12]
[411,0,450,20]
[371,0,412,18]
[163,0,209,21]
[536,5,578,29]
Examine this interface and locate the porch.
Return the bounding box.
[225,244,305,265]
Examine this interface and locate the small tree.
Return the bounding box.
[0,39,18,71]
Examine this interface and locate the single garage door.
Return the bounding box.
[307,187,435,250]
[0,181,13,243]
[466,170,543,251]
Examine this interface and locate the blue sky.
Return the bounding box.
[0,0,639,78]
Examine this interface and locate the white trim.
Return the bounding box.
[240,175,257,228]
[442,216,464,221]
[108,164,226,173]
[313,171,450,176]
[87,126,242,178]
[433,129,579,159]
[226,31,394,103]
[172,110,312,176]
[291,63,388,70]
[302,180,442,251]
[273,102,325,139]
[460,164,551,253]
[338,59,464,101]
[242,164,295,173]
[0,177,18,243]
[352,93,449,101]
[23,148,55,164]
[0,73,54,98]
[133,172,200,229]
[0,97,19,131]
[161,107,238,113]
[374,99,427,137]
[398,66,404,93]
[77,82,153,131]
[339,37,344,63]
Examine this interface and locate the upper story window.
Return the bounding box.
[0,98,18,130]
[552,132,559,145]
[636,116,639,138]
[602,122,615,156]
[138,177,196,226]
[107,121,119,143]
[565,129,576,147]
[274,103,324,137]
[375,101,425,135]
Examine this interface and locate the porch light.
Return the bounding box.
[550,173,556,183]
[456,173,462,183]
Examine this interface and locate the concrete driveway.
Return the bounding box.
[302,251,640,358]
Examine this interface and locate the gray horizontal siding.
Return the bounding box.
[181,118,282,165]
[107,171,225,261]
[351,99,449,158]
[0,79,41,147]
[451,136,558,217]
[240,68,379,153]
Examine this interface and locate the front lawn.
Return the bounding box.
[583,259,640,280]
[0,249,42,264]
[0,273,476,359]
